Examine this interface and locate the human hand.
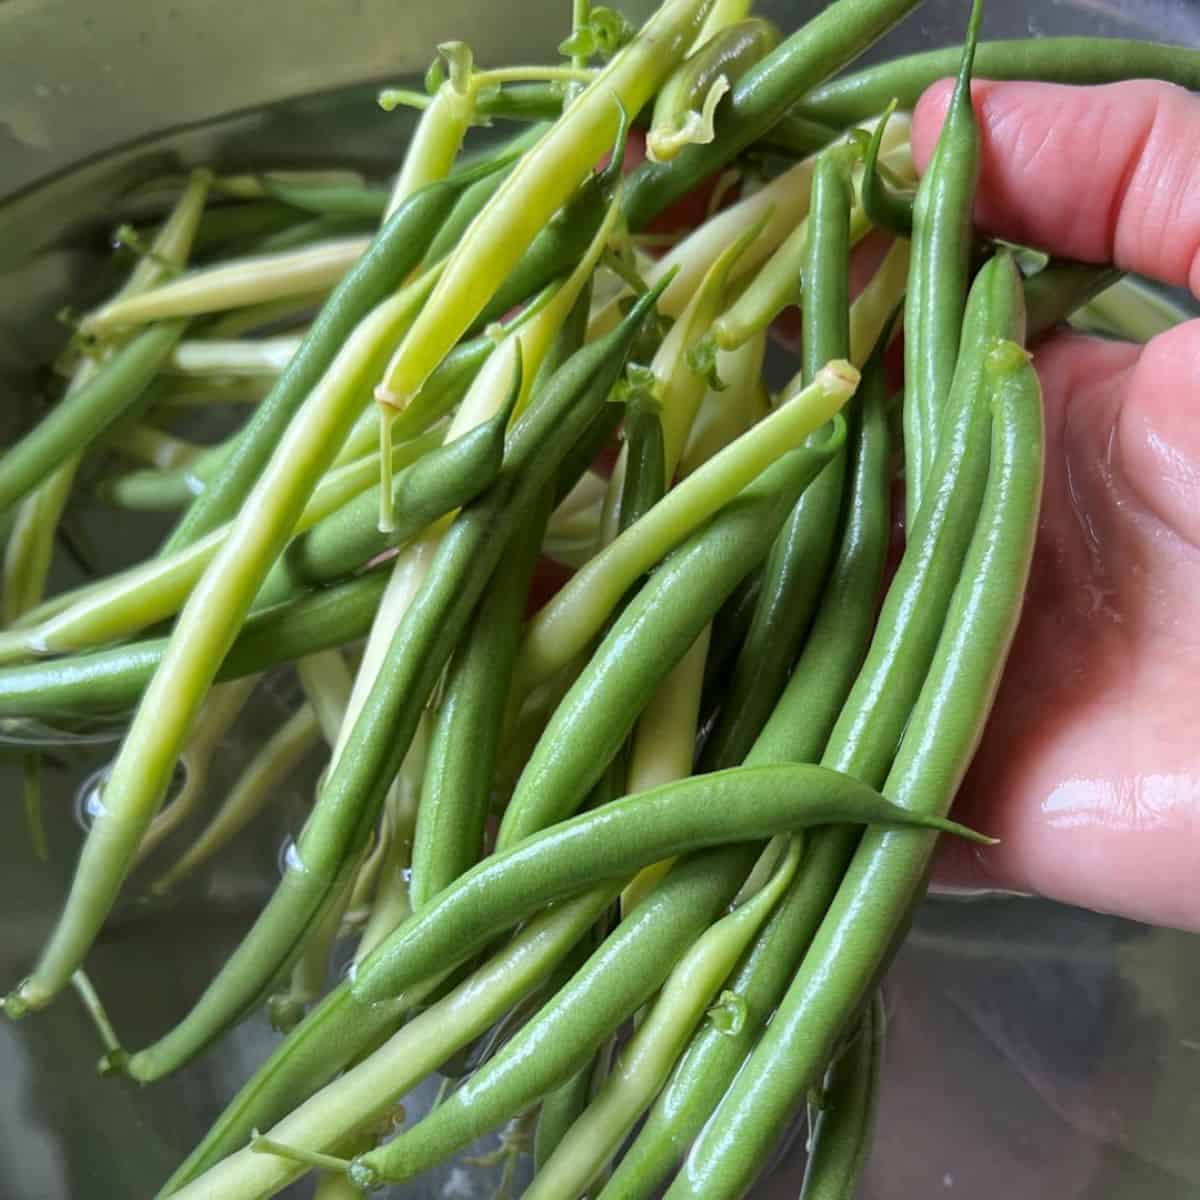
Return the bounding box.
[913,79,1200,931]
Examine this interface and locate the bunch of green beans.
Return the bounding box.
[0,1,1187,1197]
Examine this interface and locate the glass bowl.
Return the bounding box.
[2,2,1199,1197]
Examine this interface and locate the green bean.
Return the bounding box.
[408,283,592,909]
[646,18,781,164]
[375,0,710,417]
[99,439,234,511]
[151,703,323,895]
[700,143,854,771]
[903,0,982,529]
[422,124,551,267]
[179,200,304,254]
[118,285,663,1083]
[799,992,885,1200]
[3,462,77,623]
[409,486,552,909]
[621,0,924,230]
[0,570,389,722]
[1025,262,1124,340]
[82,240,369,334]
[261,177,390,219]
[525,844,799,1200]
[795,36,1200,127]
[497,416,847,851]
[666,339,1043,1200]
[163,155,515,553]
[0,322,186,519]
[255,410,507,609]
[344,767,984,1188]
[465,123,627,333]
[514,362,858,701]
[250,214,377,255]
[861,98,914,237]
[167,890,613,1200]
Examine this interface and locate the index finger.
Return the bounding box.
[912,78,1200,296]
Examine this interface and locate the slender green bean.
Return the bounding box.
[0,570,389,722]
[408,485,552,909]
[0,420,443,661]
[798,992,886,1200]
[0,322,186,518]
[255,409,507,608]
[261,177,389,219]
[163,889,616,1200]
[903,0,982,528]
[795,36,1200,126]
[422,125,551,266]
[700,143,854,771]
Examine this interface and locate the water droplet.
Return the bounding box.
[74,766,110,831]
[276,837,305,876]
[400,867,412,886]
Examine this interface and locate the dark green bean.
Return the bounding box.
[409,486,552,910]
[621,0,924,231]
[162,151,517,552]
[255,408,508,609]
[795,36,1200,127]
[1024,262,1123,341]
[700,144,853,771]
[183,201,304,256]
[126,282,663,1090]
[248,213,376,255]
[667,338,1043,1200]
[0,571,388,722]
[860,99,914,237]
[903,0,982,530]
[473,82,839,159]
[600,318,894,1200]
[347,764,983,1188]
[496,433,842,851]
[261,179,390,219]
[0,322,185,517]
[798,992,885,1200]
